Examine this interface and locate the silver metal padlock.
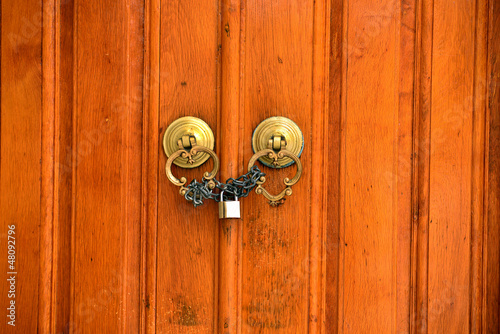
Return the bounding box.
[218,191,241,219]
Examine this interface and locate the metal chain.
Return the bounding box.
[183,166,265,207]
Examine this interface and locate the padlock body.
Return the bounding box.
[219,200,241,219]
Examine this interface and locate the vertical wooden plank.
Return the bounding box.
[53,0,75,331]
[396,0,416,332]
[123,0,144,332]
[337,0,348,331]
[485,0,500,331]
[470,0,488,332]
[156,0,219,332]
[71,0,143,331]
[219,0,243,333]
[69,0,79,330]
[241,0,313,332]
[325,0,344,330]
[427,0,475,331]
[142,0,159,332]
[41,0,56,332]
[412,0,433,331]
[0,0,42,332]
[310,0,331,331]
[341,0,406,331]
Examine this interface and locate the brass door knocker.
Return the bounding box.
[248,116,303,206]
[163,117,220,196]
[165,137,220,195]
[163,117,266,210]
[163,116,303,211]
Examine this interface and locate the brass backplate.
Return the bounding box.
[163,116,215,168]
[251,116,304,168]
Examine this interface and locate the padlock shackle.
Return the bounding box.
[220,190,238,201]
[219,190,241,219]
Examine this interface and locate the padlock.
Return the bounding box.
[218,191,241,219]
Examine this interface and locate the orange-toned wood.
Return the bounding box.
[1,0,500,333]
[0,0,42,333]
[219,0,243,333]
[142,0,160,332]
[52,0,75,331]
[485,0,500,332]
[156,0,219,333]
[413,0,433,331]
[68,0,143,332]
[340,0,414,332]
[471,0,489,332]
[40,0,56,332]
[336,1,349,332]
[309,0,331,331]
[427,0,476,332]
[240,1,313,332]
[325,0,344,331]
[396,0,417,332]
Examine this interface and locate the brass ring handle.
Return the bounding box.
[166,144,220,195]
[247,146,303,206]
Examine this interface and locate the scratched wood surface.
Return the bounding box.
[339,0,415,332]
[52,0,75,332]
[69,0,144,332]
[427,0,474,331]
[241,0,314,332]
[0,0,42,333]
[156,0,219,333]
[1,0,499,333]
[486,0,500,332]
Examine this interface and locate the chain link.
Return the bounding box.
[183,166,265,207]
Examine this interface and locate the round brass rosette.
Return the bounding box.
[251,116,303,168]
[163,117,219,196]
[248,116,303,206]
[163,116,215,168]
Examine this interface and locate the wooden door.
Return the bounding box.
[1,0,499,333]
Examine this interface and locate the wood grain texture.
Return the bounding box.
[410,0,433,333]
[241,0,313,332]
[123,0,144,331]
[325,0,344,330]
[413,0,433,331]
[2,0,500,332]
[40,0,56,332]
[337,0,348,331]
[70,0,143,332]
[309,0,331,331]
[485,0,500,332]
[0,0,42,333]
[53,0,75,332]
[470,0,488,331]
[156,0,219,333]
[219,0,243,332]
[142,0,160,332]
[340,0,413,332]
[428,0,475,331]
[396,0,416,332]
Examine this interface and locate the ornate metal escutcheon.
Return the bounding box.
[163,117,220,197]
[248,116,304,206]
[162,115,303,211]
